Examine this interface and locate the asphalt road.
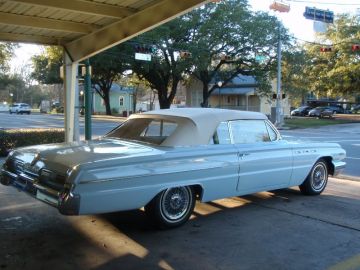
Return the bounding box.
[0,177,359,270]
[0,112,359,179]
[0,112,120,138]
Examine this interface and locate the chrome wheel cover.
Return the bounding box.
[311,163,327,191]
[160,187,191,223]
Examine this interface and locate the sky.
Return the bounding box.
[9,0,360,73]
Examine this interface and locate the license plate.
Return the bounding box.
[36,190,58,206]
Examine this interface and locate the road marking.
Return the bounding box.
[326,140,360,143]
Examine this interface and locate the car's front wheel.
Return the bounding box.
[299,159,328,195]
[145,186,196,229]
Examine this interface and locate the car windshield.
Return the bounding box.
[105,118,178,145]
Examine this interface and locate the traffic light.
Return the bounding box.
[352,44,360,52]
[269,1,290,13]
[134,44,156,54]
[320,47,332,52]
[272,94,286,99]
[179,51,192,59]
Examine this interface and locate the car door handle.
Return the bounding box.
[238,153,250,158]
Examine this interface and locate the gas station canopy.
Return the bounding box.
[0,0,209,62]
[0,0,210,142]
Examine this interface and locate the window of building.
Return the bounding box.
[119,96,124,106]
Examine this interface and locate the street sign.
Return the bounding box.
[135,53,151,61]
[304,7,334,23]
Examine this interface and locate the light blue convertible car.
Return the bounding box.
[0,108,346,228]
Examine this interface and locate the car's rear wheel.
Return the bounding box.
[145,186,195,229]
[299,159,328,195]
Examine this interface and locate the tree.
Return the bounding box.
[116,73,150,112]
[182,0,289,107]
[31,46,64,105]
[31,45,129,115]
[0,42,17,102]
[90,45,130,115]
[0,42,16,73]
[282,50,311,106]
[31,46,63,84]
[126,19,193,109]
[302,14,360,99]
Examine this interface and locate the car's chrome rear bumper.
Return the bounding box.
[0,168,80,215]
[332,161,346,176]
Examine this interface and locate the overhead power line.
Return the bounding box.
[286,0,360,6]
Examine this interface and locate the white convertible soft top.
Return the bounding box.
[129,108,267,146]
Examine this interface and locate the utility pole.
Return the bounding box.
[270,1,290,127]
[276,23,283,127]
[84,59,92,140]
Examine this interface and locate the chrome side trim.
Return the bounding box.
[33,182,59,197]
[1,169,18,180]
[78,164,237,184]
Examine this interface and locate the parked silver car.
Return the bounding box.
[0,108,346,228]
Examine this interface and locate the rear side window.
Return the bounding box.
[141,120,177,137]
[105,118,177,145]
[265,122,278,141]
[211,122,231,144]
[230,120,271,144]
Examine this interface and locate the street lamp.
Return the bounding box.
[217,81,223,108]
[9,93,13,104]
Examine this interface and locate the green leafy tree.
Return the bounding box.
[0,43,16,73]
[282,50,311,106]
[31,46,63,84]
[31,46,129,115]
[90,45,130,115]
[303,14,360,100]
[182,0,290,107]
[127,20,193,109]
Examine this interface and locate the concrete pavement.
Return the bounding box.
[0,176,359,270]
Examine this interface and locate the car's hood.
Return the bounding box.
[10,139,163,171]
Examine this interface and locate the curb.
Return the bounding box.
[334,174,360,182]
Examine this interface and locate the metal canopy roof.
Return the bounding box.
[0,0,209,62]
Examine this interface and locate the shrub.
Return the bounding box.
[0,128,65,156]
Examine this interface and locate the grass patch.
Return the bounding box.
[284,117,359,129]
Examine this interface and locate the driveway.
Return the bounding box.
[0,177,359,270]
